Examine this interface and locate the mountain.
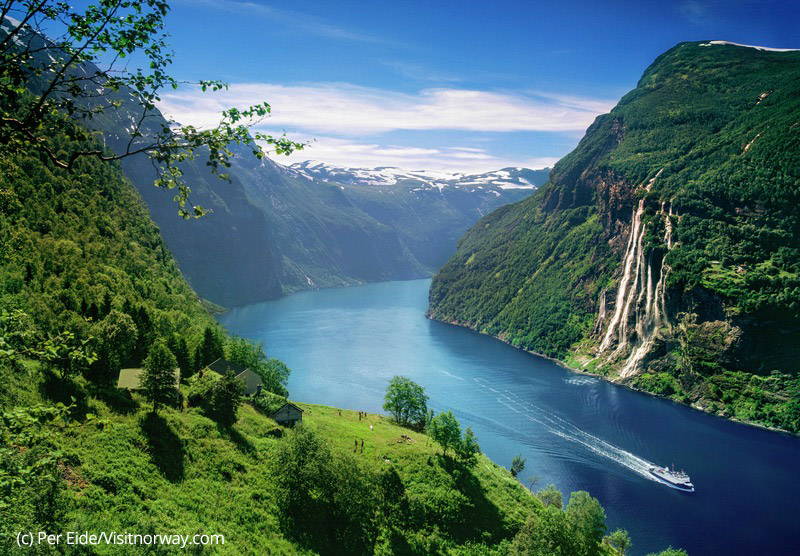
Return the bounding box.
[124,151,547,306]
[285,161,549,270]
[2,14,548,308]
[290,161,547,191]
[89,85,547,307]
[429,41,800,433]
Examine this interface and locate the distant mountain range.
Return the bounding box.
[289,161,546,191]
[99,84,549,306]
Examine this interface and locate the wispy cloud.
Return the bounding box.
[678,0,710,24]
[382,61,463,83]
[264,133,560,173]
[158,82,616,135]
[180,0,397,45]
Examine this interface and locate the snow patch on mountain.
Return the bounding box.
[286,160,549,191]
[700,41,799,52]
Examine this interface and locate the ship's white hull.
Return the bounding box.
[649,469,695,492]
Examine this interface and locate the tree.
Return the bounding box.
[566,491,607,556]
[455,426,480,464]
[141,341,176,414]
[646,549,687,556]
[383,376,428,429]
[0,402,105,540]
[511,453,526,477]
[192,343,204,374]
[428,410,461,456]
[227,335,265,370]
[0,309,39,363]
[537,484,563,509]
[199,326,224,369]
[208,371,244,426]
[262,358,290,397]
[272,426,377,554]
[39,331,96,381]
[167,334,191,380]
[510,505,578,556]
[93,310,137,383]
[605,529,631,555]
[0,0,303,218]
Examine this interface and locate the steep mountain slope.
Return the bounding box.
[429,41,800,433]
[131,153,547,306]
[114,125,545,305]
[6,14,548,307]
[0,127,216,355]
[123,149,547,305]
[286,162,548,270]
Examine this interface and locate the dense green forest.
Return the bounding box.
[429,41,800,434]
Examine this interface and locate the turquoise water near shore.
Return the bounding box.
[219,279,800,555]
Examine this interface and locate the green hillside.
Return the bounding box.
[429,41,800,434]
[0,106,669,555]
[3,359,661,556]
[0,131,218,367]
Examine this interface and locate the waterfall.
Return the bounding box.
[664,203,673,248]
[599,198,646,352]
[597,170,674,376]
[592,288,608,335]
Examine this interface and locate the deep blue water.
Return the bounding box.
[218,279,800,556]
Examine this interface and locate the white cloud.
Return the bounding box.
[265,133,559,173]
[157,82,615,135]
[179,0,394,45]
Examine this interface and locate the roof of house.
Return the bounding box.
[273,402,304,418]
[206,357,248,377]
[117,367,180,390]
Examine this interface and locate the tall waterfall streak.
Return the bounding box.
[645,252,654,321]
[592,289,608,335]
[614,211,647,355]
[620,209,675,378]
[664,203,674,249]
[599,199,645,352]
[598,169,664,354]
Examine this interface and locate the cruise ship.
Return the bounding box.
[649,464,695,492]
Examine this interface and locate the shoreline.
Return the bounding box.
[426,313,797,438]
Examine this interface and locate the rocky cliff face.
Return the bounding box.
[429,41,800,432]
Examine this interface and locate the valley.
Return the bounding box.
[2,1,799,555]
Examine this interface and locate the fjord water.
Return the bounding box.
[218,279,800,555]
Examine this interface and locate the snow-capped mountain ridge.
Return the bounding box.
[287,160,549,191]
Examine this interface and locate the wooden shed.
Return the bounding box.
[205,357,263,395]
[234,368,264,396]
[273,402,303,427]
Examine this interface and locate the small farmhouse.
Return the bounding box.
[273,402,303,427]
[117,367,180,391]
[207,357,247,377]
[205,357,264,396]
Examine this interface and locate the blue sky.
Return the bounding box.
[155,0,800,172]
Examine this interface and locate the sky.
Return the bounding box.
[153,0,800,172]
